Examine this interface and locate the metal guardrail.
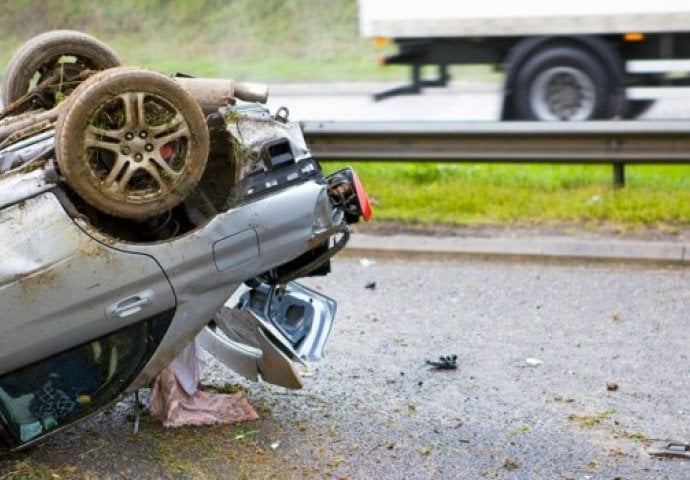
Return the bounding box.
[301,120,690,187]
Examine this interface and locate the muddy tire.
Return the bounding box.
[2,30,121,110]
[56,67,209,219]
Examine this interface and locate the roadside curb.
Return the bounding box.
[344,233,689,264]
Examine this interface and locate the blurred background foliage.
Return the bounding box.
[0,0,407,81]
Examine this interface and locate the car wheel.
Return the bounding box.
[56,67,210,220]
[514,46,616,121]
[2,30,121,111]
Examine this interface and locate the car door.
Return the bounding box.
[0,192,176,376]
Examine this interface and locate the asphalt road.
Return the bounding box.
[2,255,689,479]
[265,255,690,479]
[266,82,690,122]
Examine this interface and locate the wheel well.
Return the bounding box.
[501,36,625,119]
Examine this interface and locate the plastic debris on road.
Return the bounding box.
[359,258,376,267]
[426,354,458,370]
[525,358,543,367]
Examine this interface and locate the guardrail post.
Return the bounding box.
[613,163,625,188]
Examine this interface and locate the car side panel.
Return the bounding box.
[0,193,176,375]
[119,181,334,388]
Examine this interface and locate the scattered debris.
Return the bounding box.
[568,410,615,428]
[426,354,458,369]
[619,431,647,441]
[416,446,432,455]
[359,257,376,267]
[569,413,601,428]
[525,357,543,367]
[648,441,690,459]
[365,281,377,290]
[233,429,258,441]
[606,381,619,391]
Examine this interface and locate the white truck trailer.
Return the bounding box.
[358,0,690,120]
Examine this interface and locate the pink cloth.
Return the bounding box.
[149,366,259,427]
[168,339,206,396]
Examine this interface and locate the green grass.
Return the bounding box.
[325,162,690,228]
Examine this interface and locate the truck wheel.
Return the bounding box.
[56,67,209,220]
[2,30,121,111]
[514,46,614,121]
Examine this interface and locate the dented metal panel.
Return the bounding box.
[0,169,53,210]
[0,193,176,375]
[226,105,312,176]
[125,181,338,389]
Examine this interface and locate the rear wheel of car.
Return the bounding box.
[2,30,121,111]
[56,67,210,219]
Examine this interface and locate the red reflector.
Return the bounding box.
[351,170,372,221]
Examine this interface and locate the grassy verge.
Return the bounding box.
[324,162,690,230]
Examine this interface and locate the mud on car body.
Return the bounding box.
[0,31,371,451]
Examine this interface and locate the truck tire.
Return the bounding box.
[56,67,209,220]
[2,30,121,111]
[513,46,616,121]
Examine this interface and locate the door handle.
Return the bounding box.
[106,289,155,320]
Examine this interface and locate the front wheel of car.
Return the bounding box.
[55,67,210,219]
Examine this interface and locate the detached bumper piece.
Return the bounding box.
[200,281,336,389]
[648,441,690,459]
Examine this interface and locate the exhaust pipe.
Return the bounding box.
[174,78,269,114]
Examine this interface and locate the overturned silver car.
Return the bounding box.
[0,31,371,450]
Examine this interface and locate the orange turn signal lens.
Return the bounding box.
[624,32,645,42]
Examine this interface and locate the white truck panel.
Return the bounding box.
[358,0,690,38]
